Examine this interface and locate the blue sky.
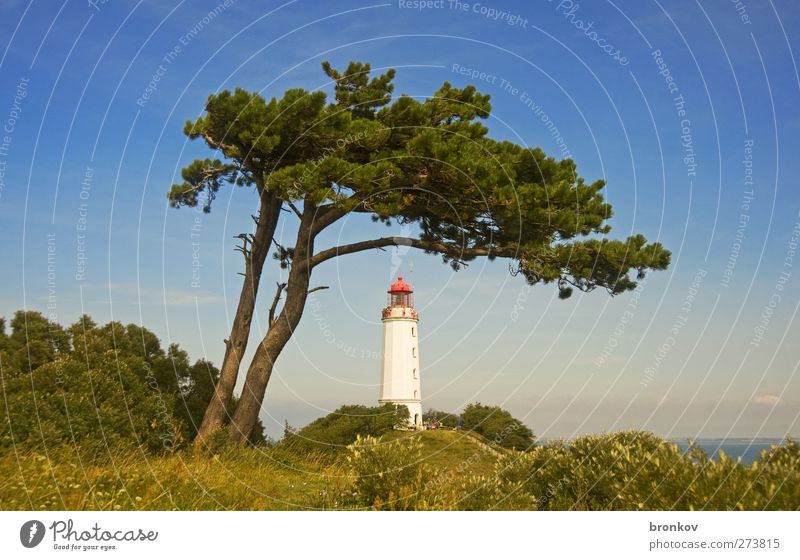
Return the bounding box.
[1,0,799,439]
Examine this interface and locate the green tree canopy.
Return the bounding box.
[0,312,265,452]
[1,311,69,372]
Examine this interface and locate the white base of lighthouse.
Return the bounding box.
[379,303,423,429]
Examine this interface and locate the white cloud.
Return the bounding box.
[752,394,782,407]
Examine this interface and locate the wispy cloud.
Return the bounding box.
[85,283,222,308]
[752,394,782,407]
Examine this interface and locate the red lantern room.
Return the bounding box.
[387,275,413,307]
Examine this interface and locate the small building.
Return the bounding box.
[378,275,423,429]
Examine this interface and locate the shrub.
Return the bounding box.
[725,439,800,510]
[345,434,426,510]
[480,431,800,510]
[488,432,703,510]
[461,402,535,450]
[282,403,408,455]
[340,433,537,511]
[447,473,537,510]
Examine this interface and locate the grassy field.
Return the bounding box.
[0,430,496,510]
[2,429,798,510]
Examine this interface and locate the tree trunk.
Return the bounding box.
[194,190,281,449]
[227,201,316,443]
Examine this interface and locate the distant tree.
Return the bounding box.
[423,408,460,428]
[3,311,69,372]
[0,355,180,453]
[282,403,408,455]
[172,61,670,445]
[461,403,535,450]
[0,317,8,368]
[0,312,266,451]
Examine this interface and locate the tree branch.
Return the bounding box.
[307,285,329,294]
[286,201,303,219]
[308,197,394,238]
[234,233,255,260]
[201,132,236,154]
[310,204,347,236]
[309,237,517,269]
[268,282,287,327]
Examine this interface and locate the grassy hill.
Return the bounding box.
[0,430,498,510]
[381,429,503,474]
[3,428,798,510]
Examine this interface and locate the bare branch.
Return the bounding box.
[271,237,286,252]
[233,233,255,260]
[286,200,303,219]
[268,282,287,327]
[307,285,329,294]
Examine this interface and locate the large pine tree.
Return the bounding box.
[169,62,670,445]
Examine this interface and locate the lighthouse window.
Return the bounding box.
[414,390,418,399]
[412,347,416,358]
[413,368,417,379]
[411,326,416,337]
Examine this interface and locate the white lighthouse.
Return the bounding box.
[379,276,423,429]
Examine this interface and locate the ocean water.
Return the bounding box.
[674,439,786,465]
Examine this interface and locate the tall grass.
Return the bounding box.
[2,430,797,511]
[0,444,336,510]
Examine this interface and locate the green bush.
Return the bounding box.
[716,439,799,510]
[481,431,800,510]
[282,403,408,456]
[345,434,426,509]
[446,473,537,510]
[461,402,535,450]
[384,430,791,510]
